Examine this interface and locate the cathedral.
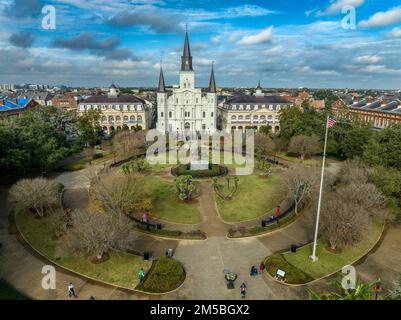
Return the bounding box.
[156,31,217,134]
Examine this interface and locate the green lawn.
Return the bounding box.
[60,152,112,171]
[266,222,383,284]
[16,210,151,290]
[273,152,340,167]
[215,173,286,222]
[0,281,29,300]
[60,157,89,171]
[145,176,201,224]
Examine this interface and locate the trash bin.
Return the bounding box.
[291,245,297,253]
[261,220,266,228]
[143,251,150,260]
[166,248,174,257]
[156,223,162,230]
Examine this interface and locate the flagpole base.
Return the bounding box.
[309,255,318,262]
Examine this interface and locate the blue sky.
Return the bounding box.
[1,0,401,89]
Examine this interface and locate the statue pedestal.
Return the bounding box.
[190,160,209,171]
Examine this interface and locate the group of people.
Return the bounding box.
[238,261,267,299]
[250,262,266,276]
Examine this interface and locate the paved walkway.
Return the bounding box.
[1,161,401,300]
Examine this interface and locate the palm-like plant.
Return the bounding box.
[309,277,380,300]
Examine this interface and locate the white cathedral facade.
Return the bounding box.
[156,31,217,134]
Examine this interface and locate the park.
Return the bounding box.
[1,105,401,300]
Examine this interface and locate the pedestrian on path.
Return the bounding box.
[240,282,246,299]
[138,268,145,285]
[275,206,281,217]
[259,262,266,273]
[68,282,77,298]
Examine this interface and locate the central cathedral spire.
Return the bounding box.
[181,31,193,71]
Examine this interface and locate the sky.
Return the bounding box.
[1,0,401,89]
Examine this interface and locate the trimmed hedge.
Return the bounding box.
[172,164,227,178]
[137,257,186,293]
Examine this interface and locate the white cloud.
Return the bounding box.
[223,5,276,18]
[195,58,214,66]
[359,6,401,28]
[354,55,382,64]
[264,46,284,57]
[238,26,273,45]
[210,35,221,44]
[388,27,401,38]
[317,0,365,16]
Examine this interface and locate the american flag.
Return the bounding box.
[328,117,337,128]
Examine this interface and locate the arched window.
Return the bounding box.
[130,115,135,120]
[101,116,107,122]
[108,116,114,122]
[253,115,259,120]
[231,115,236,121]
[238,115,243,120]
[137,115,142,121]
[123,116,128,121]
[116,116,121,122]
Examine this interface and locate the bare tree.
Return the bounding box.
[67,209,132,260]
[283,167,319,214]
[254,132,275,157]
[289,135,321,163]
[9,178,60,217]
[319,163,387,250]
[91,172,152,216]
[112,130,148,158]
[48,209,69,239]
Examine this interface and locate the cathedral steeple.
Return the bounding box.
[158,64,166,93]
[181,31,193,71]
[208,62,216,93]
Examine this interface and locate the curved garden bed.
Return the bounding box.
[15,209,186,294]
[264,222,384,285]
[171,164,228,178]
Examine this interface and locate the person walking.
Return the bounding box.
[275,206,281,217]
[259,262,266,273]
[68,282,77,298]
[240,282,246,299]
[138,268,145,285]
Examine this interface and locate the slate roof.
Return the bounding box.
[225,94,292,105]
[349,97,401,115]
[81,94,146,104]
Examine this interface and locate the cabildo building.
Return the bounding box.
[78,84,153,134]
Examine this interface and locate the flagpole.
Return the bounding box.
[310,115,330,262]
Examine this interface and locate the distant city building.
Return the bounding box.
[11,91,53,106]
[0,98,38,117]
[52,94,83,110]
[0,84,15,91]
[333,97,401,129]
[78,84,153,134]
[220,82,292,133]
[156,31,217,134]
